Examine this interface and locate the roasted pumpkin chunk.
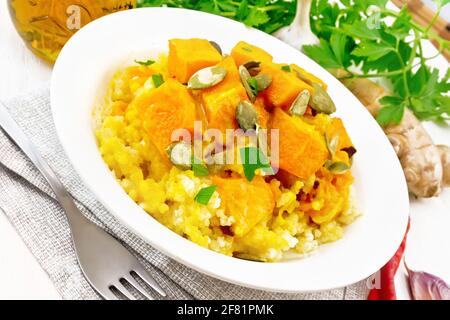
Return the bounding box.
[230,41,273,66]
[262,63,314,110]
[140,79,196,157]
[290,64,328,90]
[254,96,270,128]
[168,38,223,83]
[213,176,275,237]
[269,108,328,180]
[326,118,354,150]
[201,56,248,132]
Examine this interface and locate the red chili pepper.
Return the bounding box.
[368,219,410,300]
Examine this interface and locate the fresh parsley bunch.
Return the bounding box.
[305,0,450,125]
[137,0,296,33]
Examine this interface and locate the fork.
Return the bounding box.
[0,102,166,300]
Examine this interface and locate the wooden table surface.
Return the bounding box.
[0,1,449,300]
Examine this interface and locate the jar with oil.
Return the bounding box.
[8,0,136,63]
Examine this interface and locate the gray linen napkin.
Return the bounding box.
[0,87,369,300]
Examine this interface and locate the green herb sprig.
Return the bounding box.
[192,156,210,177]
[135,59,155,66]
[194,185,217,205]
[305,0,450,125]
[137,0,296,33]
[240,147,273,181]
[152,74,164,88]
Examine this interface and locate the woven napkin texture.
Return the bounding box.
[0,88,369,300]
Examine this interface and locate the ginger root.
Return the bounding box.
[437,145,450,187]
[337,72,450,197]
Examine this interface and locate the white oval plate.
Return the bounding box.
[51,7,409,293]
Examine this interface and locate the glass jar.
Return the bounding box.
[8,0,136,63]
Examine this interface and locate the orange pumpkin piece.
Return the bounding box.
[290,64,328,90]
[212,176,275,237]
[326,118,354,167]
[168,38,222,83]
[269,108,328,180]
[126,65,157,79]
[201,56,248,132]
[230,41,273,66]
[326,118,354,150]
[253,96,270,128]
[140,79,197,157]
[262,62,314,110]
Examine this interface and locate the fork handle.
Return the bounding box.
[0,102,90,231]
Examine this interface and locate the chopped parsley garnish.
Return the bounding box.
[134,59,155,66]
[281,65,291,72]
[247,77,259,97]
[240,147,273,181]
[192,156,209,177]
[152,74,164,88]
[194,186,217,205]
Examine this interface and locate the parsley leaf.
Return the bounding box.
[194,186,217,205]
[341,20,381,40]
[247,77,259,97]
[377,96,405,125]
[281,65,291,72]
[240,147,273,182]
[244,8,270,27]
[192,156,209,177]
[352,41,393,62]
[329,31,350,67]
[152,74,164,88]
[137,0,296,34]
[135,59,155,66]
[303,39,344,69]
[354,0,388,11]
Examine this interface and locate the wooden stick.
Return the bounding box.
[392,0,450,62]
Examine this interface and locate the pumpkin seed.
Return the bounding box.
[236,100,258,131]
[166,142,192,170]
[187,66,227,90]
[209,41,222,55]
[254,74,272,91]
[239,65,256,102]
[325,133,340,158]
[289,90,310,116]
[293,69,313,86]
[310,83,336,114]
[324,160,351,174]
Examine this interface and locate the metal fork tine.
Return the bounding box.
[133,266,166,297]
[123,275,154,300]
[99,287,120,300]
[114,282,137,300]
